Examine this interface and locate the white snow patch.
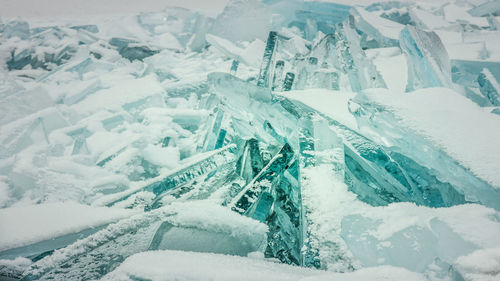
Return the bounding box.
[102,250,426,281]
[454,247,500,281]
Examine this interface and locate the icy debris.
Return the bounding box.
[477,68,500,106]
[109,37,159,62]
[105,144,236,209]
[259,22,386,92]
[1,20,30,40]
[400,25,452,91]
[350,7,403,48]
[266,0,351,38]
[468,0,500,17]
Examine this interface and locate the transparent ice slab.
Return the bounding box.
[257,22,386,92]
[349,92,500,210]
[400,26,452,92]
[19,203,267,281]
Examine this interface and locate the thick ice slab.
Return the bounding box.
[0,203,134,252]
[20,202,267,281]
[353,87,500,192]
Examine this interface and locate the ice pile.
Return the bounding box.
[1,0,500,280]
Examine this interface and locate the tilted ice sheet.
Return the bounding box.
[0,202,135,251]
[359,87,500,189]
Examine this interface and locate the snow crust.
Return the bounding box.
[0,202,135,251]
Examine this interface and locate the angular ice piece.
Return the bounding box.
[69,25,99,33]
[271,60,285,91]
[266,0,350,35]
[245,191,274,222]
[350,8,403,48]
[230,59,239,75]
[400,26,452,91]
[106,145,236,207]
[236,138,265,184]
[340,214,478,273]
[365,1,409,12]
[452,59,500,88]
[2,20,30,39]
[63,79,101,105]
[71,136,90,155]
[487,15,500,30]
[187,14,213,52]
[298,117,357,271]
[230,142,294,214]
[257,31,278,88]
[468,0,500,17]
[96,145,127,167]
[21,203,267,281]
[109,37,159,62]
[477,68,500,106]
[209,72,273,103]
[348,90,500,209]
[210,0,272,42]
[283,72,295,91]
[297,22,385,92]
[101,115,125,131]
[380,8,414,25]
[229,140,303,266]
[202,108,225,151]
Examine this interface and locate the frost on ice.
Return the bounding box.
[1,0,500,280]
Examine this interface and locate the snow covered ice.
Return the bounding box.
[1,0,500,280]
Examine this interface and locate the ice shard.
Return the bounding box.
[283,72,295,91]
[230,59,239,75]
[477,68,500,106]
[284,20,385,92]
[106,144,236,208]
[350,8,402,48]
[109,38,159,62]
[257,31,278,88]
[271,60,285,90]
[399,26,452,91]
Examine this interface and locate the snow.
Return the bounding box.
[102,250,427,281]
[361,87,500,188]
[454,247,500,281]
[0,202,135,251]
[366,47,408,92]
